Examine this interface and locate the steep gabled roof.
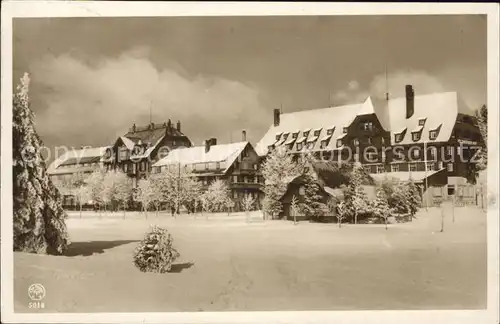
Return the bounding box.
[255,97,375,156]
[152,141,250,173]
[382,91,465,145]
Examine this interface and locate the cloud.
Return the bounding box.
[29,47,269,149]
[348,80,359,91]
[331,68,484,112]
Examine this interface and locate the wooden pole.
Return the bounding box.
[440,203,444,233]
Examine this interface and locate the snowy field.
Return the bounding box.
[14,207,487,312]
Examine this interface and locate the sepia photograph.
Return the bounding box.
[1,2,499,324]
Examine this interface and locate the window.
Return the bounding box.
[343,127,348,134]
[362,121,373,131]
[413,148,421,158]
[418,118,426,126]
[123,163,128,173]
[409,163,417,172]
[353,138,359,146]
[233,175,237,183]
[447,185,455,196]
[429,130,438,140]
[303,131,310,137]
[292,132,299,139]
[447,146,454,156]
[438,161,443,169]
[119,147,128,161]
[216,162,220,170]
[297,143,303,151]
[287,144,293,151]
[314,130,321,136]
[173,140,177,146]
[140,161,146,172]
[320,141,327,149]
[363,165,372,173]
[366,137,372,145]
[327,128,334,135]
[233,191,238,199]
[428,148,436,160]
[307,142,314,150]
[275,134,281,141]
[391,164,400,172]
[394,133,403,143]
[412,132,421,141]
[377,165,385,173]
[205,163,209,170]
[268,145,275,151]
[426,162,435,171]
[336,139,343,148]
[132,163,137,173]
[381,137,386,145]
[447,163,454,172]
[253,164,258,170]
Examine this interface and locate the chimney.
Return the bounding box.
[132,123,136,133]
[150,122,155,129]
[273,108,280,127]
[405,84,415,119]
[167,119,172,129]
[242,130,247,142]
[177,120,181,132]
[205,139,211,153]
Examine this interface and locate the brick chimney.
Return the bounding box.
[405,85,415,119]
[177,120,181,132]
[273,109,280,127]
[242,130,247,142]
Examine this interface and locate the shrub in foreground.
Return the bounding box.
[133,225,180,273]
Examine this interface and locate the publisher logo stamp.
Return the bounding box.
[28,283,46,309]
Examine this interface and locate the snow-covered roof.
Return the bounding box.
[47,146,109,174]
[370,168,446,183]
[256,91,472,156]
[377,91,469,145]
[255,97,374,155]
[153,141,249,173]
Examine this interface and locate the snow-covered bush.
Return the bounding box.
[133,225,180,273]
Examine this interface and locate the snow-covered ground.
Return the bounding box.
[14,207,486,312]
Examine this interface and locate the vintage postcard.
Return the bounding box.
[1,2,499,324]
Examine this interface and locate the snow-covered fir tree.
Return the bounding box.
[13,73,70,254]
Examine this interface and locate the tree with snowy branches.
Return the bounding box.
[13,73,70,254]
[371,187,392,230]
[261,146,302,220]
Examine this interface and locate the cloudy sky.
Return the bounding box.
[13,15,486,157]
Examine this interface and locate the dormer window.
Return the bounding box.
[343,127,348,134]
[275,133,282,141]
[320,141,327,149]
[268,145,275,151]
[282,133,289,141]
[297,143,303,151]
[327,127,335,135]
[412,132,421,141]
[314,129,322,136]
[418,118,426,126]
[336,139,343,148]
[292,132,299,139]
[429,124,441,140]
[394,133,404,143]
